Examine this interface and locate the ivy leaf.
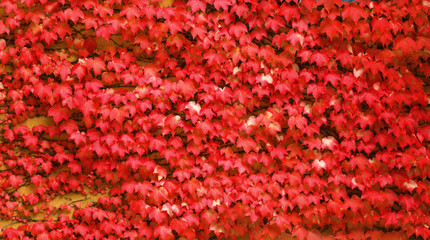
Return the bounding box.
[138,224,153,239]
[120,181,136,194]
[170,218,188,235]
[292,226,308,240]
[324,71,340,87]
[0,1,18,15]
[8,175,23,189]
[87,57,105,76]
[394,37,417,54]
[234,86,252,105]
[265,16,284,32]
[232,3,248,18]
[154,225,174,240]
[71,63,87,81]
[125,156,144,171]
[417,125,430,142]
[75,224,89,237]
[298,0,315,11]
[149,207,167,224]
[187,0,206,12]
[96,25,115,40]
[48,103,70,124]
[213,0,232,11]
[70,131,86,146]
[319,18,343,40]
[204,50,226,66]
[68,161,82,174]
[23,134,38,148]
[173,169,191,182]
[63,8,84,24]
[237,135,257,153]
[288,115,308,130]
[135,181,153,196]
[350,155,368,170]
[83,37,97,53]
[286,30,304,47]
[280,4,300,22]
[229,22,248,38]
[120,6,140,20]
[85,80,104,92]
[41,30,58,46]
[310,52,328,67]
[342,5,368,23]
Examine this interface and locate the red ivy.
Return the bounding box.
[0,0,429,239]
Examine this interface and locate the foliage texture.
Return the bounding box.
[0,0,429,239]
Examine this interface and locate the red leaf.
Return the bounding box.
[82,16,98,30]
[187,0,206,12]
[342,5,368,23]
[23,134,38,148]
[415,227,430,240]
[286,30,304,47]
[341,74,356,89]
[121,181,137,194]
[324,71,340,87]
[288,115,308,130]
[213,0,231,10]
[41,30,57,46]
[120,6,140,20]
[87,57,105,76]
[299,0,315,11]
[149,207,167,224]
[75,224,89,237]
[83,37,97,53]
[350,155,368,170]
[310,52,329,67]
[204,50,226,66]
[173,169,191,182]
[72,63,87,81]
[280,4,300,22]
[70,131,86,146]
[109,107,128,124]
[265,16,284,32]
[170,218,188,234]
[96,25,115,40]
[41,161,53,174]
[85,80,104,92]
[232,3,248,18]
[292,226,308,240]
[151,187,169,205]
[394,37,418,54]
[48,104,70,124]
[234,86,252,104]
[417,125,430,142]
[399,195,416,211]
[138,224,153,239]
[125,156,143,171]
[68,161,82,174]
[345,195,362,213]
[8,175,23,189]
[154,225,174,240]
[178,79,197,100]
[229,22,248,38]
[149,136,167,152]
[0,1,18,15]
[319,18,343,40]
[237,135,257,153]
[63,8,84,24]
[134,181,153,196]
[383,212,400,228]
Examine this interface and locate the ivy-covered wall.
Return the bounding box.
[0,0,429,239]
